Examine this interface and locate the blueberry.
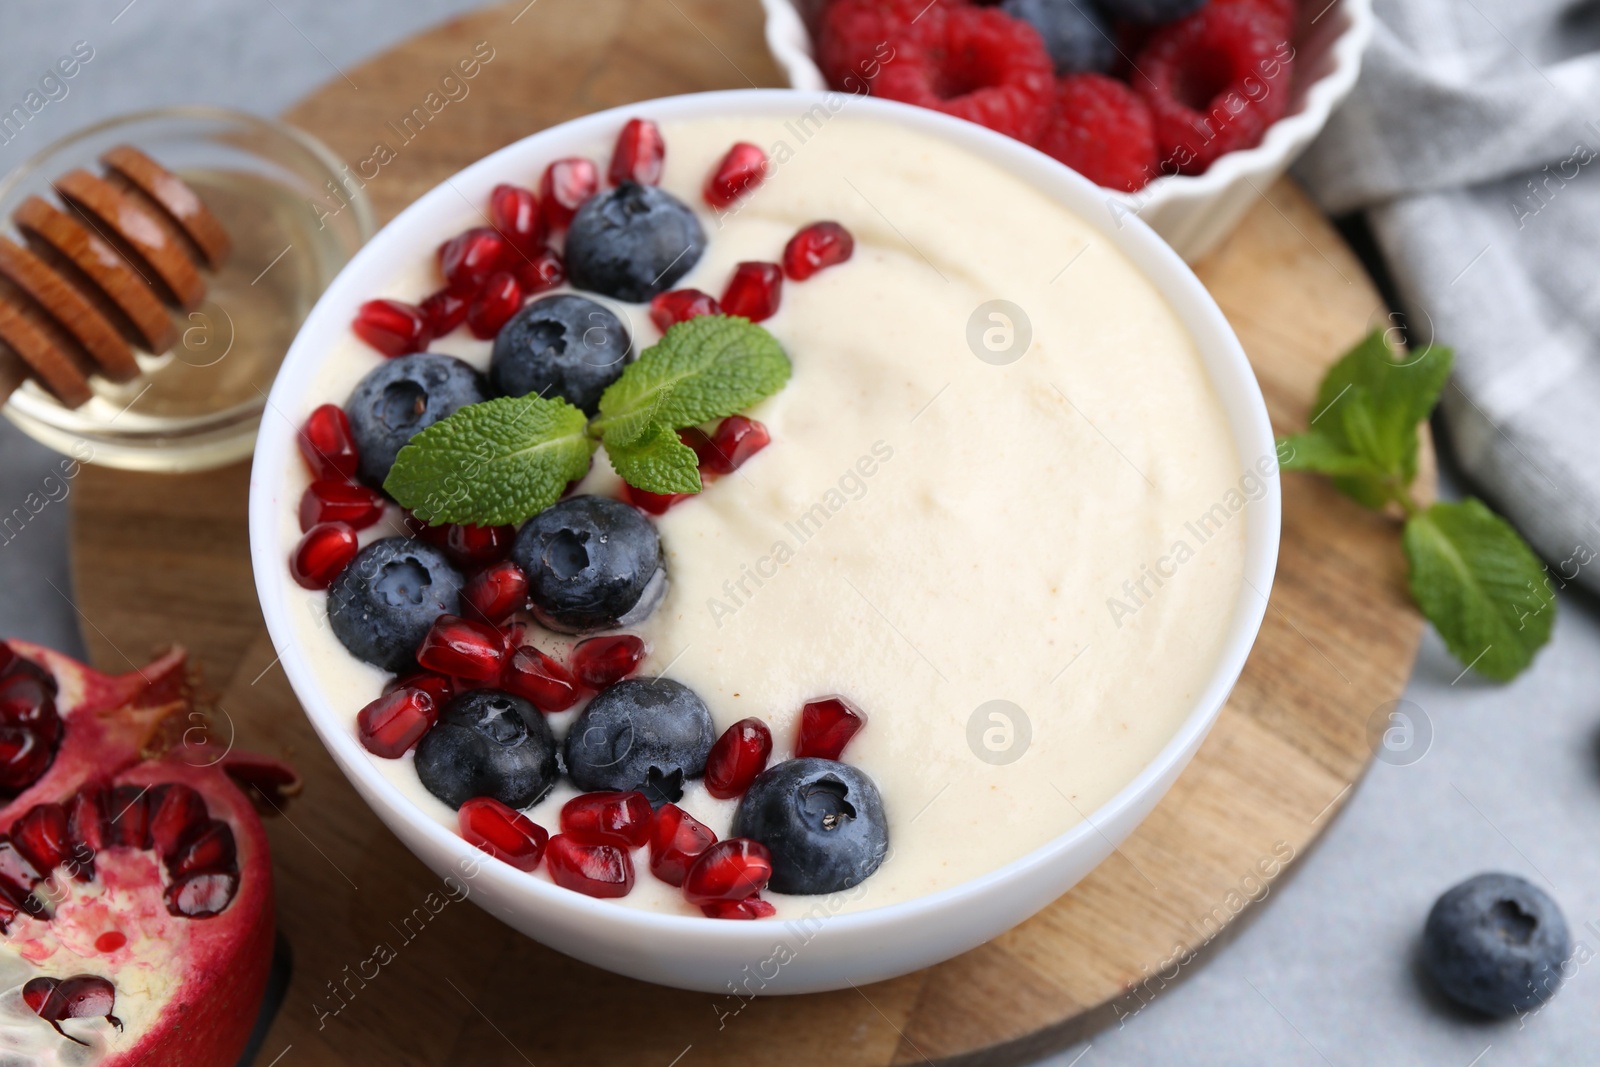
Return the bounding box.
[564,677,714,806]
[732,757,888,895]
[345,353,488,485]
[510,495,664,634]
[327,537,464,673]
[1423,872,1571,1017]
[413,689,559,810]
[1091,0,1205,24]
[564,181,705,303]
[489,294,633,415]
[1003,0,1115,74]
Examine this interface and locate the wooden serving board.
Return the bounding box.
[66,2,1430,1063]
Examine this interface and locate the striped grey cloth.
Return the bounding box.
[1295,0,1600,592]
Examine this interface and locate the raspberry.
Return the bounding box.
[871,6,1056,144]
[817,0,966,89]
[1038,74,1159,192]
[1133,3,1295,175]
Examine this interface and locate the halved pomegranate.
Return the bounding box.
[0,642,298,1065]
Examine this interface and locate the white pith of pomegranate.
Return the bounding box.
[0,642,299,1066]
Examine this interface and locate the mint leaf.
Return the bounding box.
[607,421,702,495]
[1313,332,1453,483]
[1402,499,1554,681]
[595,315,790,446]
[1277,430,1384,477]
[384,396,595,525]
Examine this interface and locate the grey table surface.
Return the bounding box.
[0,3,1596,1065]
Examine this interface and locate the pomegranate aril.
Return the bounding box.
[109,785,151,849]
[705,142,768,208]
[570,635,648,690]
[467,270,523,340]
[48,975,121,1033]
[439,226,514,294]
[782,221,855,281]
[149,783,208,858]
[701,897,776,920]
[649,288,721,332]
[545,834,634,898]
[514,246,566,295]
[720,262,783,322]
[459,796,548,872]
[796,696,867,759]
[443,522,515,567]
[703,415,770,475]
[298,479,386,532]
[298,404,360,481]
[0,875,46,925]
[291,522,360,590]
[64,789,107,877]
[357,687,438,758]
[165,868,239,918]
[703,717,773,800]
[0,838,41,888]
[21,976,55,1015]
[679,427,717,468]
[463,561,528,625]
[683,837,772,906]
[539,157,599,232]
[11,803,71,874]
[559,790,652,848]
[417,615,507,681]
[385,670,455,709]
[609,118,666,186]
[648,803,716,887]
[167,819,237,879]
[622,483,690,515]
[500,646,581,713]
[420,288,470,337]
[0,671,58,741]
[490,183,547,254]
[404,512,454,547]
[0,726,53,796]
[353,299,431,357]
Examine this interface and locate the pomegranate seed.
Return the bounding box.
[609,118,666,186]
[95,931,126,953]
[0,727,51,796]
[539,157,599,232]
[403,512,453,547]
[701,897,776,920]
[109,786,151,849]
[683,837,772,905]
[459,796,548,872]
[515,246,566,294]
[443,523,515,567]
[297,404,360,481]
[352,299,432,357]
[25,974,122,1039]
[0,876,45,926]
[0,672,60,747]
[0,839,39,890]
[357,687,438,758]
[149,784,207,858]
[467,271,523,340]
[290,522,359,590]
[438,226,513,294]
[560,790,652,848]
[298,479,386,532]
[705,143,768,208]
[500,646,581,712]
[621,483,690,515]
[782,221,855,280]
[570,635,647,689]
[385,670,455,709]
[65,788,108,858]
[166,869,239,917]
[704,717,773,800]
[545,834,634,898]
[420,288,470,336]
[11,804,70,874]
[417,615,507,681]
[679,427,717,468]
[703,416,770,475]
[167,819,236,879]
[649,289,721,332]
[796,696,866,759]
[648,803,716,887]
[720,262,782,322]
[490,183,547,254]
[463,561,528,625]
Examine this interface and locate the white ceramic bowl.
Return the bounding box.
[249,89,1281,994]
[760,0,1374,262]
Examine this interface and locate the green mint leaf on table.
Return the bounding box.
[384,396,595,525]
[607,421,703,495]
[1403,499,1554,682]
[593,315,790,447]
[1276,330,1552,680]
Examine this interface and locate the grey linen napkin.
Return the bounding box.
[1294,0,1600,592]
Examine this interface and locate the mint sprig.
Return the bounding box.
[385,315,789,523]
[1278,331,1552,680]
